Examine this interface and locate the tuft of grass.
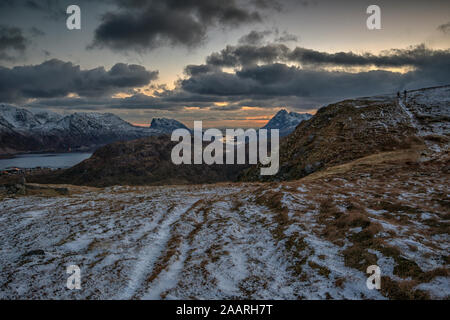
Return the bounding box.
[308,261,331,278]
[342,245,378,272]
[380,276,430,300]
[393,257,423,279]
[376,200,422,215]
[254,189,288,214]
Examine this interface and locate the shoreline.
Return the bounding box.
[0,152,93,172]
[0,150,95,160]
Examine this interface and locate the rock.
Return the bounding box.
[304,161,322,175]
[304,164,314,174]
[314,161,323,169]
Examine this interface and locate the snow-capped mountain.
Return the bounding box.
[150,118,189,134]
[0,104,188,154]
[31,109,64,125]
[0,104,41,130]
[262,109,312,136]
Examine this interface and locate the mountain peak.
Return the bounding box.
[262,109,313,136]
[276,109,289,115]
[150,118,189,134]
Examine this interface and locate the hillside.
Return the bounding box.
[240,86,450,181]
[29,135,249,187]
[1,147,448,299]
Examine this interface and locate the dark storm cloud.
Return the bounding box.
[274,31,298,43]
[209,103,244,111]
[0,25,28,61]
[196,43,450,70]
[90,0,264,51]
[184,64,219,76]
[205,44,290,68]
[180,60,450,99]
[179,44,450,101]
[179,64,406,98]
[288,45,450,68]
[0,59,158,103]
[238,30,272,45]
[237,29,298,46]
[438,22,450,34]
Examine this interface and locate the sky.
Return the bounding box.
[0,0,449,128]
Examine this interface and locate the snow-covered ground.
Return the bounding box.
[1,161,448,299]
[403,86,450,143]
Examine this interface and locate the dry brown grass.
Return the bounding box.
[308,261,331,278]
[254,189,288,214]
[342,245,378,272]
[238,275,269,299]
[300,148,424,182]
[145,234,183,285]
[380,276,430,300]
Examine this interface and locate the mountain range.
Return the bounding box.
[0,104,187,155]
[0,105,308,155]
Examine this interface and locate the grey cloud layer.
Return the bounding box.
[181,64,406,99]
[193,43,450,69]
[238,30,273,46]
[91,0,264,51]
[177,43,450,103]
[0,59,158,103]
[288,45,450,68]
[237,29,298,46]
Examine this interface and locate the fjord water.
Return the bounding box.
[0,152,92,170]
